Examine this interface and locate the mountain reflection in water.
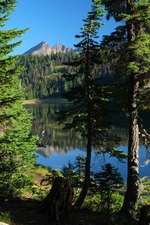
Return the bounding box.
[26,102,150,179]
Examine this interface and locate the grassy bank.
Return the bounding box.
[18,165,150,208]
[1,164,150,225]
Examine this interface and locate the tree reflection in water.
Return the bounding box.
[26,103,150,178]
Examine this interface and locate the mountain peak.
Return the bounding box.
[39,41,49,46]
[24,41,71,56]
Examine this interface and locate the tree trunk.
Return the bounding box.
[121,0,140,215]
[74,37,92,209]
[122,77,140,215]
[74,122,92,209]
[41,177,73,225]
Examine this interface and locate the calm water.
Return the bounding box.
[26,102,150,179]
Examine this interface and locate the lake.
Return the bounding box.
[26,101,150,180]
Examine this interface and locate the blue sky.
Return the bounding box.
[5,0,117,55]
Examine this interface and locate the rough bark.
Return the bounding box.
[122,77,140,215]
[41,177,73,225]
[121,0,140,215]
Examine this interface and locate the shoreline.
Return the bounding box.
[22,97,69,105]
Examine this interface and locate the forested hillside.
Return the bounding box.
[19,51,76,99]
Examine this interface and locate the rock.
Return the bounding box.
[24,42,72,56]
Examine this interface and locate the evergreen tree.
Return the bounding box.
[101,0,150,215]
[60,0,105,208]
[0,0,36,196]
[94,163,123,211]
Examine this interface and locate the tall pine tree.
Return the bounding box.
[60,0,106,208]
[101,0,150,216]
[0,0,36,197]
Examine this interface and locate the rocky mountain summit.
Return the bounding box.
[24,42,72,56]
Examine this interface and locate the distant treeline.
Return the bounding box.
[19,51,76,99]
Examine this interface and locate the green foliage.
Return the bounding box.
[62,160,124,212]
[139,179,150,206]
[59,1,111,142]
[0,212,11,224]
[51,169,63,178]
[94,163,124,211]
[101,0,150,173]
[0,0,37,197]
[62,157,86,187]
[83,192,124,213]
[83,193,101,211]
